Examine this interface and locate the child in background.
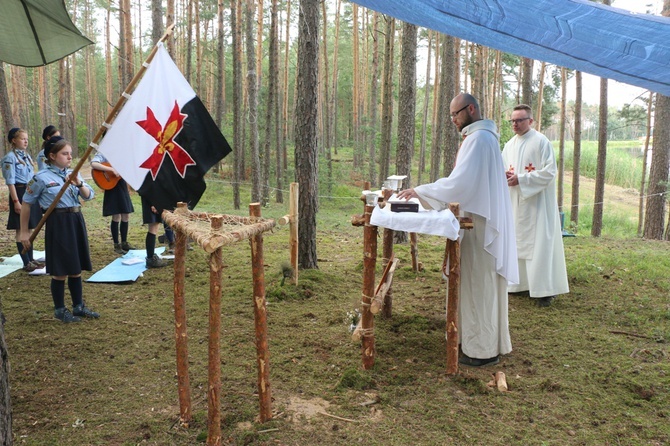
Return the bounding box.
[38,125,60,171]
[2,128,44,271]
[141,196,170,268]
[159,225,176,254]
[20,136,99,323]
[91,151,137,254]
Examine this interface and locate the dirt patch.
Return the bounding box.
[283,395,332,422]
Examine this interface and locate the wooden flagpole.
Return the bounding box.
[26,24,176,247]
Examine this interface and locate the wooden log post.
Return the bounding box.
[361,204,378,369]
[446,203,462,376]
[381,227,394,318]
[410,232,419,272]
[173,203,192,424]
[249,203,272,422]
[289,182,299,285]
[207,215,224,446]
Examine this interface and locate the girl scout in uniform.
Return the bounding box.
[20,137,100,323]
[2,128,43,271]
[90,151,136,254]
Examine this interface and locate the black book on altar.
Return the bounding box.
[390,201,419,213]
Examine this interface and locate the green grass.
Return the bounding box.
[560,140,646,190]
[1,146,668,445]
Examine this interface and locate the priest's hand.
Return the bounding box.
[507,174,519,187]
[396,188,418,200]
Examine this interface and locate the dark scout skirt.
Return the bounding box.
[6,184,42,230]
[141,195,161,224]
[44,208,92,276]
[102,178,134,216]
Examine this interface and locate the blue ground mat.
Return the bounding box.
[87,247,166,283]
[0,251,46,279]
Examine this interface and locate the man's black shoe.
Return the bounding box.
[537,296,555,307]
[459,354,500,367]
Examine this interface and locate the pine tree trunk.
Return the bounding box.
[352,5,362,167]
[367,11,379,184]
[570,71,582,228]
[105,7,113,114]
[272,0,283,204]
[429,38,441,182]
[167,0,176,57]
[378,16,395,186]
[396,22,417,189]
[394,22,417,244]
[0,63,12,155]
[185,0,193,82]
[262,0,279,206]
[441,35,459,176]
[58,60,68,146]
[195,0,202,93]
[118,0,127,93]
[245,0,261,203]
[151,0,164,44]
[536,62,546,131]
[472,44,486,115]
[591,76,608,237]
[10,67,22,125]
[521,57,533,106]
[256,0,263,87]
[231,0,242,209]
[643,93,669,239]
[215,0,225,129]
[558,67,567,212]
[122,0,133,88]
[37,67,46,137]
[320,1,331,168]
[295,0,320,270]
[643,0,670,239]
[328,1,339,155]
[637,92,654,236]
[417,30,432,185]
[282,0,292,170]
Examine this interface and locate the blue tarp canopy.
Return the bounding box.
[351,0,670,96]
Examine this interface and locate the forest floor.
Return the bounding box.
[0,166,668,445]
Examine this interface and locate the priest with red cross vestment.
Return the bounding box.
[502,104,569,307]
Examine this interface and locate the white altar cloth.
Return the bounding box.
[370,201,460,241]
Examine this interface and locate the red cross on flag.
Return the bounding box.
[96,42,231,213]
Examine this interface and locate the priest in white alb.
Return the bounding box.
[398,93,518,367]
[502,104,569,307]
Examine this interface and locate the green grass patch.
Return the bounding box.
[1,150,669,445]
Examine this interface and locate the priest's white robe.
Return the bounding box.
[502,129,569,298]
[415,119,517,359]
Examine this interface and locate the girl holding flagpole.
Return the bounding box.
[20,137,100,323]
[2,128,44,271]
